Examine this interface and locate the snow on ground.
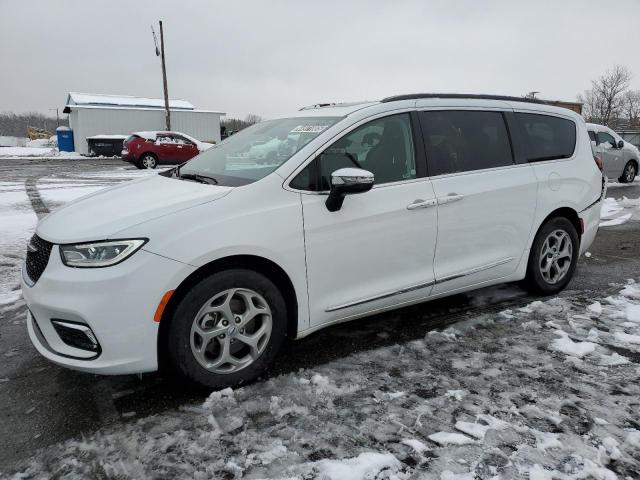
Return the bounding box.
[600,196,640,226]
[0,146,85,158]
[0,182,36,306]
[6,281,640,479]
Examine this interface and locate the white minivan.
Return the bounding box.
[22,94,605,388]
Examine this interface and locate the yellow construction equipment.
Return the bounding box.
[27,126,53,140]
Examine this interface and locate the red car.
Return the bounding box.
[122,131,211,169]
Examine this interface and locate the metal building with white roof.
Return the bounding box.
[63,92,225,155]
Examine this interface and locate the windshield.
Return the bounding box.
[177,116,341,186]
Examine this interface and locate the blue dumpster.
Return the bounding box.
[56,126,74,152]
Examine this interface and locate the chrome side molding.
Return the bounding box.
[325,257,514,312]
[325,279,435,312]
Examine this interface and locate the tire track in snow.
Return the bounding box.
[24,176,49,218]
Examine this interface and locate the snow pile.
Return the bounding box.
[316,452,401,480]
[600,196,639,226]
[0,146,86,158]
[550,330,597,357]
[7,281,640,478]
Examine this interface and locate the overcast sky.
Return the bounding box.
[2,0,640,119]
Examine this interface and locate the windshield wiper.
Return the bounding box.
[179,172,218,185]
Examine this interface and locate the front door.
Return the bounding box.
[294,113,438,327]
[174,135,199,162]
[597,131,623,179]
[419,109,537,294]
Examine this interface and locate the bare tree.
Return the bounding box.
[221,114,264,135]
[0,112,68,137]
[244,114,263,125]
[578,65,632,126]
[621,90,640,127]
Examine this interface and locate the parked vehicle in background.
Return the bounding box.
[22,94,604,389]
[121,131,214,169]
[586,123,638,183]
[86,135,127,157]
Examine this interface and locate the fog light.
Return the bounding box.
[51,320,100,352]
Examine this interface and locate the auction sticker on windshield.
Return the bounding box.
[291,125,329,133]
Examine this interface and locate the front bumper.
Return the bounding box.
[21,245,195,375]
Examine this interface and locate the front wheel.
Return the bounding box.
[166,269,287,389]
[522,217,579,295]
[619,161,637,183]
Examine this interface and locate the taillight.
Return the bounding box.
[594,155,603,171]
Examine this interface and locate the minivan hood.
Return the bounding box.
[37,174,232,244]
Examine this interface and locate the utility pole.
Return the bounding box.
[152,21,171,130]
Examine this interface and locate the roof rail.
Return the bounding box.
[299,103,338,111]
[380,93,547,105]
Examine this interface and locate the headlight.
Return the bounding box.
[60,239,147,268]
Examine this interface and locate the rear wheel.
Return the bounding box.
[619,161,637,183]
[522,217,579,295]
[166,269,287,389]
[139,154,157,169]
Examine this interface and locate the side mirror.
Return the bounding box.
[325,168,374,212]
[617,140,624,149]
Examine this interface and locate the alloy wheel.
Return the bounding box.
[190,288,272,374]
[142,156,156,169]
[625,163,636,182]
[539,229,573,284]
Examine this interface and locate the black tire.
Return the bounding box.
[522,217,579,295]
[619,161,637,183]
[139,153,157,169]
[166,269,287,389]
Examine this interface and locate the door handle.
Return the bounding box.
[438,193,464,205]
[407,198,437,210]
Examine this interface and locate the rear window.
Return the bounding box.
[515,113,576,162]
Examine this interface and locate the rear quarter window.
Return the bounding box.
[515,113,576,162]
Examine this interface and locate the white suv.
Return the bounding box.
[586,122,638,183]
[22,94,605,388]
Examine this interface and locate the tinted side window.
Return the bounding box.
[515,113,576,161]
[420,111,513,176]
[290,113,416,190]
[597,132,616,147]
[588,130,597,143]
[290,161,317,190]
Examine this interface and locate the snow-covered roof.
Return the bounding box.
[133,131,208,146]
[67,92,194,110]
